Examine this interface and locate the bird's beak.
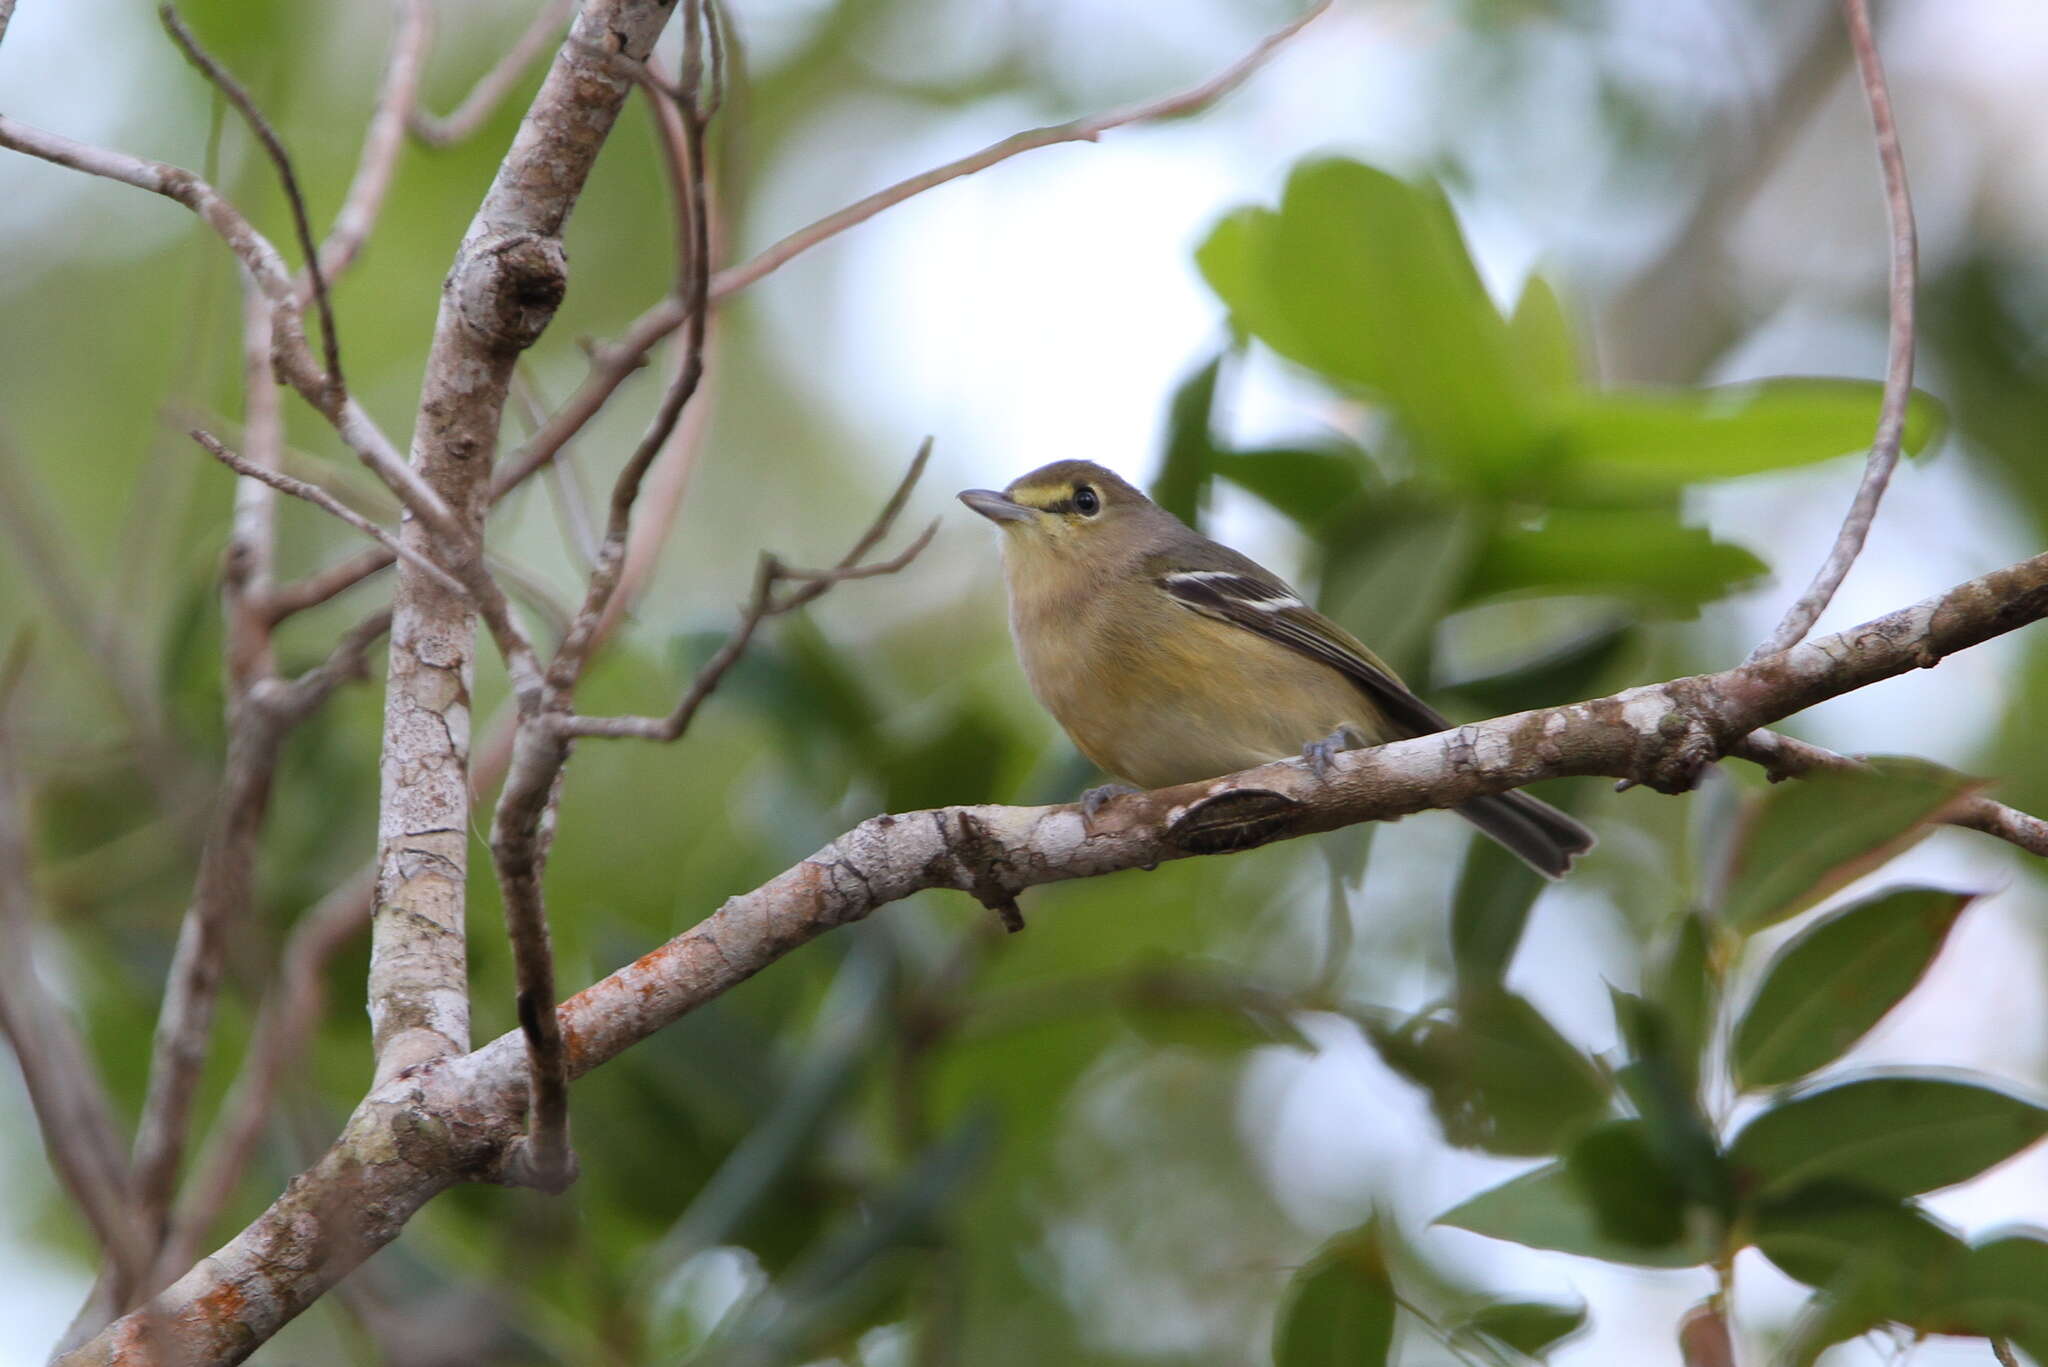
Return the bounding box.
[958,489,1033,524]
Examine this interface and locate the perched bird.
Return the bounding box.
[959,459,1593,877]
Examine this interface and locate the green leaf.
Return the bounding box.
[1120,961,1310,1054]
[1565,1119,1690,1250]
[1150,351,1224,526]
[1923,1234,2048,1359]
[1553,379,1947,499]
[1507,273,1579,394]
[1363,988,1610,1156]
[1465,509,1766,614]
[1449,836,1545,989]
[1651,911,1715,1089]
[1758,1185,1968,1365]
[1274,1224,1396,1367]
[1720,758,1979,933]
[1730,1074,2048,1201]
[1437,1157,1713,1268]
[1609,994,1731,1221]
[1453,1300,1588,1358]
[1733,887,1976,1090]
[1200,159,1538,482]
[1212,444,1370,532]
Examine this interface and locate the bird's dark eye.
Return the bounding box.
[1074,486,1101,516]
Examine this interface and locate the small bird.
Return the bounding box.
[959,459,1593,877]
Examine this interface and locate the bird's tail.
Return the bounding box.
[1455,789,1595,880]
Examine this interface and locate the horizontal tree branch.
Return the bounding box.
[64,544,2048,1367]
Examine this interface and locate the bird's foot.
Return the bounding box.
[1080,782,1141,822]
[1301,727,1362,781]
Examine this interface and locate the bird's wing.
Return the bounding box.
[1154,556,1453,739]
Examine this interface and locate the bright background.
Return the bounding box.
[4,1,2048,1363]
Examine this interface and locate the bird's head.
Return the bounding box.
[957,460,1155,565]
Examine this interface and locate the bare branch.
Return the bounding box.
[225,282,284,688]
[263,545,396,622]
[128,709,290,1244]
[1750,0,1918,659]
[63,544,2048,1366]
[545,36,714,694]
[367,0,679,1088]
[512,366,599,567]
[408,0,580,147]
[190,429,467,598]
[310,0,432,286]
[162,870,375,1279]
[564,440,936,742]
[708,0,1331,300]
[0,731,154,1304]
[488,723,575,1190]
[1729,729,2048,858]
[160,3,345,401]
[274,610,395,724]
[0,117,462,539]
[1994,1339,2022,1367]
[485,0,1324,506]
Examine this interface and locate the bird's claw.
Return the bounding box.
[1301,728,1358,781]
[1080,782,1141,822]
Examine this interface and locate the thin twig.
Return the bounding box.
[310,0,431,288]
[0,0,15,47]
[1750,0,1917,660]
[564,441,937,742]
[225,280,282,687]
[512,366,598,567]
[262,545,397,622]
[1730,729,2048,858]
[408,0,580,146]
[710,0,1330,300]
[481,0,1325,511]
[1993,1339,2021,1367]
[544,33,716,695]
[188,429,468,598]
[272,609,395,724]
[162,869,375,1278]
[0,116,462,539]
[0,723,155,1305]
[160,3,345,402]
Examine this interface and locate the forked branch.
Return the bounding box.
[563,438,938,743]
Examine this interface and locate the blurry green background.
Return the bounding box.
[3,0,2048,1363]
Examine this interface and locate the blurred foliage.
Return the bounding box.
[3,2,2048,1366]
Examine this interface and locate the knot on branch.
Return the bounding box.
[453,233,569,352]
[1631,689,1726,795]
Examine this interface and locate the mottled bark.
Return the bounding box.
[368,0,680,1085]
